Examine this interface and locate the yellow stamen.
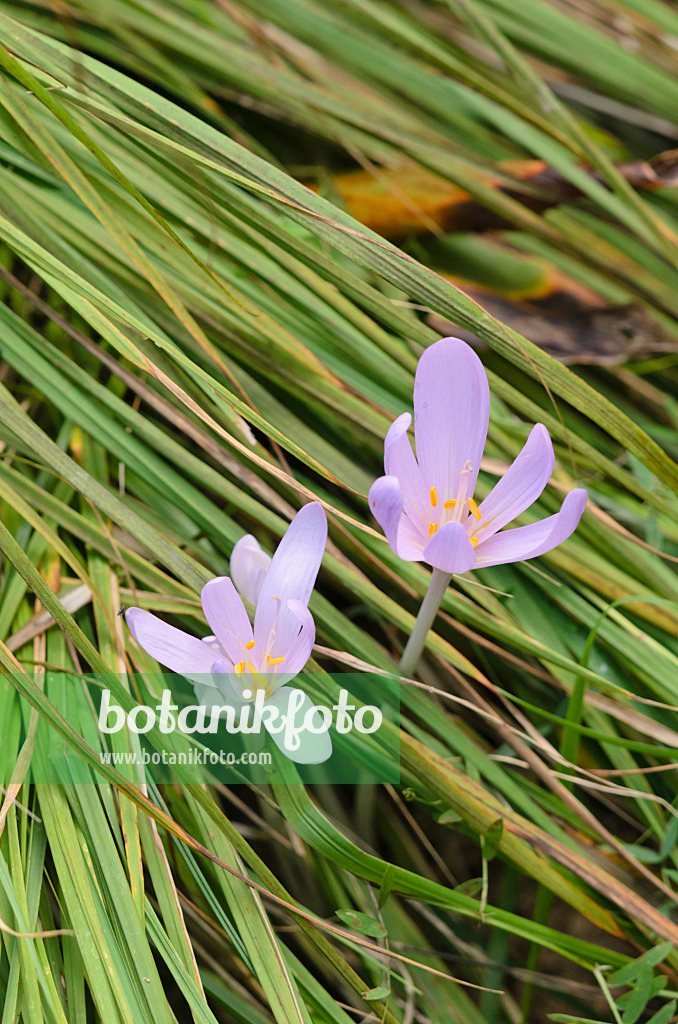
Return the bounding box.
[470,537,478,547]
[428,522,439,537]
[247,662,257,674]
[429,486,438,507]
[467,498,482,521]
[245,640,256,650]
[266,654,285,666]
[443,499,456,509]
[234,660,246,675]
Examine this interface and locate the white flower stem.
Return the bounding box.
[399,568,452,677]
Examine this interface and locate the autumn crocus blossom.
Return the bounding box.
[369,337,587,575]
[125,502,329,763]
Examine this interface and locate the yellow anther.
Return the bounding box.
[245,640,256,650]
[266,654,285,666]
[443,499,456,509]
[470,537,479,548]
[234,661,246,675]
[467,498,482,521]
[428,522,439,537]
[429,487,438,507]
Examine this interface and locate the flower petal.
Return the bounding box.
[230,534,271,605]
[368,476,425,560]
[201,577,253,663]
[422,520,477,574]
[414,337,490,502]
[396,513,428,558]
[384,412,428,521]
[273,598,315,682]
[474,489,587,569]
[265,687,333,764]
[477,424,554,540]
[369,475,403,553]
[125,607,218,674]
[254,502,327,657]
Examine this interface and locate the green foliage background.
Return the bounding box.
[0,1,677,1021]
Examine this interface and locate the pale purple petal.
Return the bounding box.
[201,577,253,663]
[395,513,428,559]
[422,521,477,574]
[254,502,327,657]
[369,475,403,554]
[474,489,587,569]
[477,424,554,540]
[414,337,490,502]
[384,412,428,522]
[125,607,217,674]
[243,603,313,697]
[265,687,333,764]
[279,599,315,677]
[369,476,425,560]
[230,534,271,605]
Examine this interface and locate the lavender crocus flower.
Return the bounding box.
[369,337,586,575]
[125,502,330,763]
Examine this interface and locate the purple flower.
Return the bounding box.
[369,337,586,575]
[125,502,330,762]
